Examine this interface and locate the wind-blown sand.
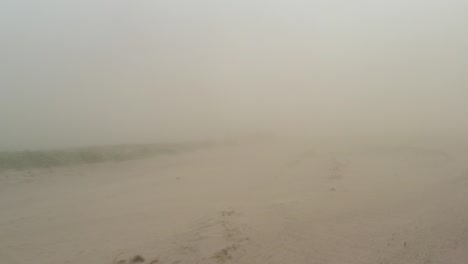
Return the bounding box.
[1,141,468,264]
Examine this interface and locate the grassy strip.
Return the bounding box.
[0,142,211,172]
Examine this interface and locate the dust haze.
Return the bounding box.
[2,0,468,149]
[2,1,468,264]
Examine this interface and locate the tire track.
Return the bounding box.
[112,209,250,264]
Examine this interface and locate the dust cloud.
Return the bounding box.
[2,1,468,264]
[2,0,468,150]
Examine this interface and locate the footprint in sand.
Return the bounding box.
[328,157,347,180]
[112,210,250,264]
[212,244,240,263]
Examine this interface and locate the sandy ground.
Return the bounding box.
[1,140,468,264]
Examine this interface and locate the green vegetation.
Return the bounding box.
[0,142,212,172]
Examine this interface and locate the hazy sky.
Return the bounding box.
[1,0,468,150]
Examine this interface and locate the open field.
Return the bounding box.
[1,140,468,264]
